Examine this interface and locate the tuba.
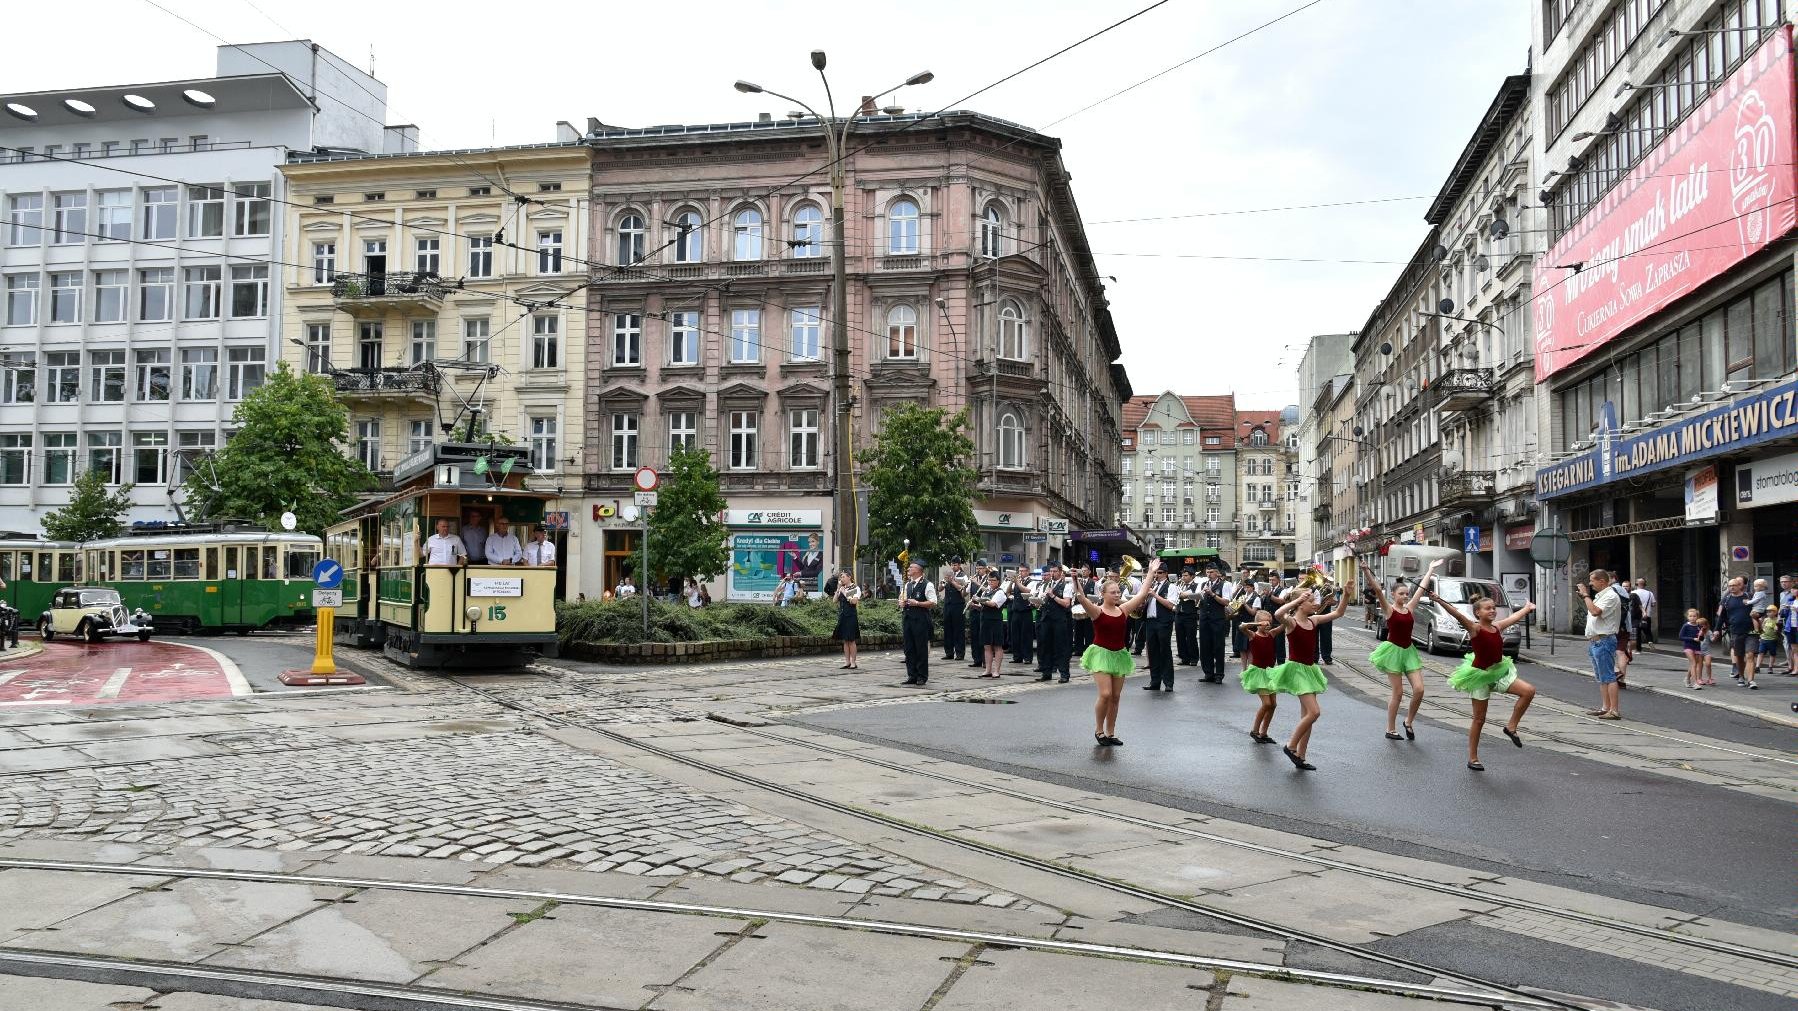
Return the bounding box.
[1117,555,1142,583]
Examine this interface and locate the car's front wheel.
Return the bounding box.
[79,620,103,643]
[38,619,53,641]
[1422,625,1439,656]
[137,630,152,642]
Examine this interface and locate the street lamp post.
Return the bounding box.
[735,58,933,580]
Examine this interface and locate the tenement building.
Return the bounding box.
[1121,393,1239,564]
[582,112,1129,598]
[1531,0,1797,633]
[1295,332,1353,567]
[1233,407,1300,571]
[0,41,400,530]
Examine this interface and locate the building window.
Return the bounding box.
[791,204,823,258]
[131,348,171,402]
[610,413,638,470]
[408,420,433,457]
[4,273,37,325]
[462,318,490,363]
[729,411,758,469]
[357,322,384,369]
[187,185,224,237]
[0,353,33,404]
[791,307,821,361]
[888,198,919,254]
[52,192,86,244]
[789,408,819,469]
[229,265,269,318]
[408,320,435,364]
[607,313,641,367]
[672,209,703,262]
[729,309,761,364]
[132,431,168,485]
[979,203,1003,257]
[355,420,380,470]
[89,351,125,402]
[171,431,215,487]
[232,182,271,236]
[998,300,1026,360]
[45,352,78,403]
[668,412,697,452]
[313,241,337,284]
[537,230,563,273]
[468,186,491,196]
[96,190,130,240]
[142,186,176,240]
[731,207,764,260]
[998,411,1024,468]
[362,238,386,272]
[6,194,42,246]
[180,348,217,400]
[415,237,439,275]
[43,432,76,484]
[227,347,265,399]
[1249,429,1268,446]
[532,315,560,369]
[48,272,81,323]
[183,266,221,319]
[616,213,645,265]
[86,431,123,483]
[468,234,493,277]
[886,304,918,359]
[529,416,558,472]
[1160,431,1175,445]
[306,323,332,373]
[1182,429,1195,445]
[669,311,698,365]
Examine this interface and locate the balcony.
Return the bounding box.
[331,272,446,316]
[1440,470,1497,509]
[333,366,441,400]
[1256,498,1277,510]
[1428,367,1495,413]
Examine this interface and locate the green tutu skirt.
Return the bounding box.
[1264,660,1328,696]
[1447,654,1517,699]
[1368,639,1423,674]
[1240,664,1276,695]
[1080,644,1134,677]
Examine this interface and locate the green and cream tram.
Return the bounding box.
[326,442,559,668]
[0,536,83,619]
[84,529,321,633]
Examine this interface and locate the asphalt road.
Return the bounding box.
[791,657,1793,934]
[109,630,388,693]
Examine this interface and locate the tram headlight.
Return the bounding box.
[466,605,482,623]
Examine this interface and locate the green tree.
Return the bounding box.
[858,404,980,568]
[181,362,374,535]
[41,468,134,542]
[648,443,730,583]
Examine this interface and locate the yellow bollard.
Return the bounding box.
[311,607,336,674]
[280,605,364,686]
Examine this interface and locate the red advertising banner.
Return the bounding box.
[1534,27,1798,381]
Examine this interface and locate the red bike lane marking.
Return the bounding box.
[1,641,245,707]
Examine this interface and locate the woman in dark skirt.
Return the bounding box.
[980,572,1008,677]
[833,570,862,669]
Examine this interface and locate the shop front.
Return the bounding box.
[974,509,1037,573]
[722,507,827,602]
[1068,527,1146,572]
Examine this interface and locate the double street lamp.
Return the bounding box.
[735,54,933,576]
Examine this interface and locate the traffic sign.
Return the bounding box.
[1529,530,1571,567]
[1463,526,1481,553]
[633,491,659,507]
[311,588,343,608]
[633,466,659,492]
[311,559,344,589]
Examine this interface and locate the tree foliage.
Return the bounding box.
[857,404,980,568]
[41,468,134,542]
[647,443,730,582]
[180,362,374,535]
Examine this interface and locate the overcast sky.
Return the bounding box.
[4,0,1530,410]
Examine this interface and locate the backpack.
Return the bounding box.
[1613,585,1638,636]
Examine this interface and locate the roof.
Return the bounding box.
[85,532,322,549]
[0,73,313,130]
[1236,409,1284,444]
[1424,73,1530,225]
[1121,393,1237,433]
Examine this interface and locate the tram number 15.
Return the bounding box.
[486,605,507,622]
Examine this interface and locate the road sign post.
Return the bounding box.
[634,468,659,636]
[280,558,365,686]
[1529,527,1572,656]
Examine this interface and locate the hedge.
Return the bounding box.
[555,596,905,648]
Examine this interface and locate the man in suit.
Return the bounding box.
[1174,568,1200,667]
[1035,562,1075,683]
[941,558,968,661]
[1141,569,1179,691]
[1007,568,1035,666]
[1197,563,1232,682]
[967,561,988,667]
[1071,563,1096,655]
[899,561,937,685]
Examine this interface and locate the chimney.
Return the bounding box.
[555,120,581,143]
[382,124,419,154]
[757,112,773,123]
[586,116,603,136]
[858,95,877,116]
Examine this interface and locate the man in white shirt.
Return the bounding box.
[615,575,637,599]
[524,527,556,566]
[1631,578,1656,645]
[484,516,524,566]
[1577,568,1624,719]
[424,519,467,566]
[899,561,938,685]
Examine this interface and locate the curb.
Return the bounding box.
[0,640,43,663]
[1519,650,1798,729]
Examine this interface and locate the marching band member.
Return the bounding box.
[980,571,1008,677]
[1175,569,1200,667]
[1036,562,1075,683]
[941,558,970,662]
[1071,563,1097,655]
[966,561,989,667]
[899,561,937,686]
[1198,563,1232,681]
[832,570,862,670]
[1007,568,1035,667]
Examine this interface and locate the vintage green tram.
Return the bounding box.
[0,536,83,619]
[327,442,559,668]
[83,529,321,634]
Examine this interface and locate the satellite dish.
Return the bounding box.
[621,505,641,523]
[1475,254,1489,271]
[1379,341,1393,355]
[280,511,297,531]
[1438,298,1455,314]
[1490,218,1510,240]
[1431,244,1448,262]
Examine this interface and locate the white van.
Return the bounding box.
[1378,545,1519,657]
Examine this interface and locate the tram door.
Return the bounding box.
[221,546,245,626]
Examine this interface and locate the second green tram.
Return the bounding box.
[0,537,83,619]
[83,531,321,634]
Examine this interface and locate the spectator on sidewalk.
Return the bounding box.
[1755,607,1780,683]
[1632,578,1656,645]
[1613,580,1641,690]
[1715,576,1754,687]
[1779,574,1797,675]
[1679,609,1708,689]
[1576,569,1624,719]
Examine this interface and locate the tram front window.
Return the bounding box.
[286,550,319,579]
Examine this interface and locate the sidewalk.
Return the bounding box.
[1520,631,1798,728]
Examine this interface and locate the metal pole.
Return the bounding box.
[830,125,854,578]
[641,516,650,636]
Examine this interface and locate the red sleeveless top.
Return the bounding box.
[1386,609,1414,647]
[1471,626,1504,669]
[1247,631,1276,668]
[1288,622,1319,665]
[1093,608,1129,650]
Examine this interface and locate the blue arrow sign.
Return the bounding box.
[1463,526,1481,553]
[312,559,344,589]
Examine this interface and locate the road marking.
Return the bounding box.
[97,667,132,699]
[156,640,251,696]
[0,670,24,685]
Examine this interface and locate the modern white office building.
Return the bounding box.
[0,41,410,531]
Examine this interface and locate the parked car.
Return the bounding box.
[1411,576,1520,657]
[38,587,154,643]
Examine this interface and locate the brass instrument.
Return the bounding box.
[1225,582,1253,616]
[1117,555,1142,583]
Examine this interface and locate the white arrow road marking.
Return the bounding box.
[0,670,25,685]
[98,667,133,699]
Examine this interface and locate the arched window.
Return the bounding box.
[616,213,645,266]
[979,203,1004,257]
[998,411,1025,468]
[888,198,919,254]
[998,300,1027,360]
[791,204,823,258]
[731,207,764,260]
[1249,428,1268,446]
[886,304,917,359]
[672,209,702,263]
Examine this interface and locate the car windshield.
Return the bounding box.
[79,589,122,607]
[1434,578,1503,606]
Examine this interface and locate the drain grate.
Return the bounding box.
[946,697,1017,704]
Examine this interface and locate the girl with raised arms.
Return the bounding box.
[1420,584,1538,771]
[1071,558,1164,747]
[1363,559,1442,740]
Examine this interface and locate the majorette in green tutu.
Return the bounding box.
[1069,558,1166,748]
[1363,560,1442,742]
[1270,582,1349,771]
[1418,583,1538,772]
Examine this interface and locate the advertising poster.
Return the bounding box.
[1685,465,1720,523]
[726,532,827,601]
[1734,449,1798,509]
